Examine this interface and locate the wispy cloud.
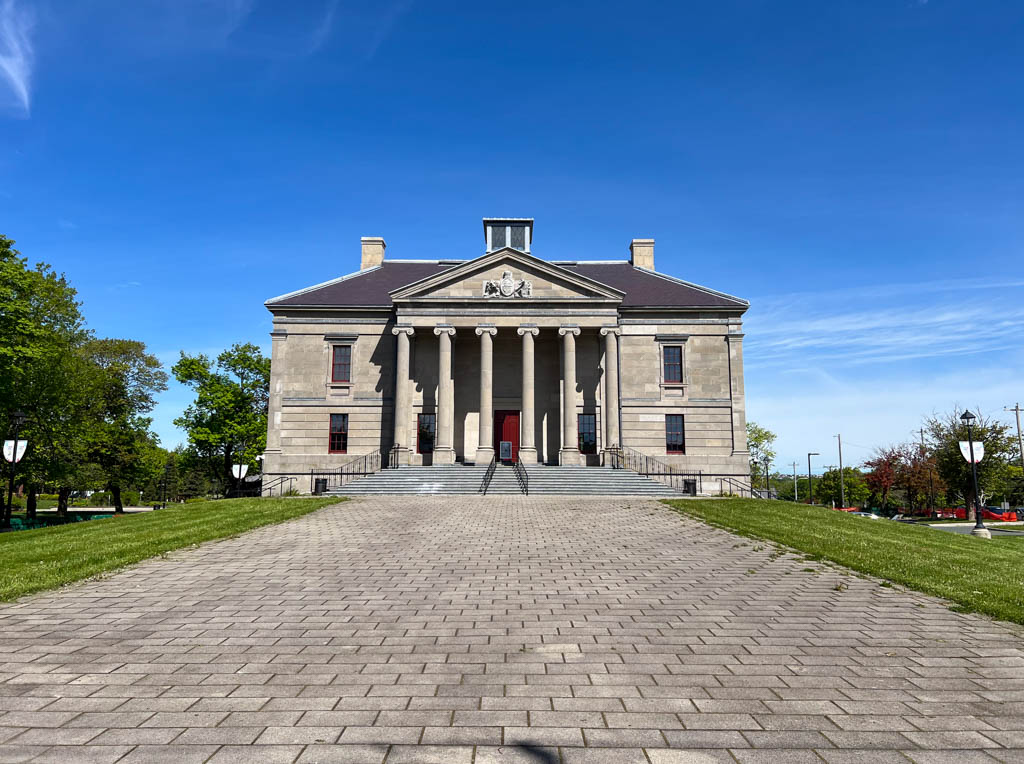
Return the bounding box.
[307,0,339,54]
[0,0,33,115]
[745,278,1024,370]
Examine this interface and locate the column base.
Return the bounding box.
[475,447,495,465]
[517,447,539,464]
[559,448,585,466]
[433,447,456,465]
[389,447,410,467]
[971,527,992,539]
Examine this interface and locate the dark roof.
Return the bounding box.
[563,263,745,308]
[267,260,746,310]
[269,262,452,307]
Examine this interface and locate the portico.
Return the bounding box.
[389,319,620,466]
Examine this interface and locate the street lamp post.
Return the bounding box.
[807,452,819,505]
[960,411,990,539]
[763,457,771,497]
[836,434,846,508]
[231,441,249,498]
[3,411,28,528]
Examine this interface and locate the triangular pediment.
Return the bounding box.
[389,249,624,302]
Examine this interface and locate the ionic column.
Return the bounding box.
[391,326,414,465]
[475,325,497,464]
[517,325,539,464]
[558,326,584,466]
[433,325,456,464]
[600,327,621,451]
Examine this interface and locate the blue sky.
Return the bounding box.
[2,0,1022,473]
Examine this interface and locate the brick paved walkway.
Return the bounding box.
[1,496,1023,764]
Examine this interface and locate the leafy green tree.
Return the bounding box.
[84,339,168,513]
[814,467,870,508]
[747,421,777,483]
[173,343,270,494]
[925,410,1015,519]
[0,235,89,525]
[17,348,104,520]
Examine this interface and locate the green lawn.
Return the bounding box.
[664,498,1024,625]
[0,497,341,602]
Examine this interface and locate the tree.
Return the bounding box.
[173,343,270,494]
[925,410,1015,519]
[0,235,88,526]
[895,442,946,512]
[815,467,870,508]
[747,422,777,483]
[84,339,168,513]
[864,447,900,511]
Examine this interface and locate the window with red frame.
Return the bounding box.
[329,414,348,453]
[331,345,351,383]
[665,414,685,454]
[663,345,683,384]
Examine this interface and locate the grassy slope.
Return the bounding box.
[0,497,341,602]
[664,498,1024,625]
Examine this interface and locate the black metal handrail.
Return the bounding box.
[387,444,401,469]
[310,449,382,493]
[719,476,768,498]
[479,454,497,495]
[261,476,296,497]
[606,445,702,495]
[513,453,529,495]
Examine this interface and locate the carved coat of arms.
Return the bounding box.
[483,270,532,298]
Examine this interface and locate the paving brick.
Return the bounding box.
[0,495,1018,764]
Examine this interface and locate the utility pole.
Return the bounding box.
[1006,404,1024,473]
[790,461,799,502]
[836,434,845,508]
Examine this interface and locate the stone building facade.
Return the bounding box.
[262,218,750,492]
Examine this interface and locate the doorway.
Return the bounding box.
[494,410,520,462]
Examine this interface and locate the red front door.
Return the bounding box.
[494,410,520,462]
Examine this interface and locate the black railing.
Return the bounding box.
[386,444,402,469]
[606,445,702,495]
[479,454,497,495]
[718,476,765,498]
[261,476,296,497]
[513,453,529,495]
[310,449,382,493]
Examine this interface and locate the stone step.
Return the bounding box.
[325,465,689,496]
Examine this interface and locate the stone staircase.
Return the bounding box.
[325,464,688,496]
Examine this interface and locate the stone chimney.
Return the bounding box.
[360,237,386,270]
[629,238,654,270]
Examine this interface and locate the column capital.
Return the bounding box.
[475,325,497,337]
[392,325,415,336]
[558,325,581,337]
[599,326,621,337]
[433,325,456,337]
[517,325,540,337]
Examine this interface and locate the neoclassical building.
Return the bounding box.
[262,218,750,490]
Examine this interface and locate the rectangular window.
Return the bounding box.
[663,345,683,384]
[491,225,507,249]
[331,345,351,383]
[578,414,597,455]
[417,414,436,454]
[666,414,685,454]
[329,414,348,453]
